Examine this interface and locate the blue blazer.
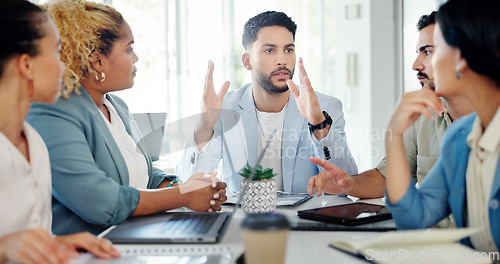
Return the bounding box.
[387,113,500,249]
[27,88,172,235]
[177,84,358,192]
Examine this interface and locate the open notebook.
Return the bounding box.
[329,228,492,264]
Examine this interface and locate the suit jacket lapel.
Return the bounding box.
[492,157,500,200]
[450,126,471,228]
[282,92,305,191]
[238,86,258,166]
[107,94,154,177]
[80,89,130,185]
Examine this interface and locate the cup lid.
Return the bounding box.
[241,213,290,230]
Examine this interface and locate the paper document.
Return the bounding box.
[225,191,312,207]
[329,228,492,264]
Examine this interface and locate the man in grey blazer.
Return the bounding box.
[177,11,357,192]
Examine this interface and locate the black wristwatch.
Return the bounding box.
[308,111,333,132]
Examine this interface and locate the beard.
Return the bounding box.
[417,71,435,91]
[420,80,436,91]
[255,67,294,94]
[428,81,436,91]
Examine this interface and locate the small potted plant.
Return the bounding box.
[239,163,278,213]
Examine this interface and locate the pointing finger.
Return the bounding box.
[309,156,335,171]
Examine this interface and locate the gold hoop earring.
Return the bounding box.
[27,76,34,98]
[95,72,106,82]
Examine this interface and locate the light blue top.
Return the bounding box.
[386,113,500,249]
[177,84,358,192]
[27,87,174,235]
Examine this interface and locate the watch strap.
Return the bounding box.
[309,111,333,132]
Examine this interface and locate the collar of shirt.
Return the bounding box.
[440,98,453,126]
[467,106,500,157]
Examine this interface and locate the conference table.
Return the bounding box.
[73,194,393,264]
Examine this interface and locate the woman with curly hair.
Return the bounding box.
[0,0,119,263]
[27,0,227,236]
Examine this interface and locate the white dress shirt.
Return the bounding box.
[0,122,52,236]
[466,106,500,253]
[102,99,149,189]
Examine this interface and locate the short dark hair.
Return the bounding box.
[437,0,500,85]
[0,0,46,77]
[416,11,436,31]
[242,11,297,50]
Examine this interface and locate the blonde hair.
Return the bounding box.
[43,0,124,98]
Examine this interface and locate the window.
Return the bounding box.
[34,0,338,170]
[402,0,440,92]
[33,0,336,119]
[113,0,337,122]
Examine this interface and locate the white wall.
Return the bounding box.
[334,0,397,171]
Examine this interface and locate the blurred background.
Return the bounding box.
[33,0,442,172]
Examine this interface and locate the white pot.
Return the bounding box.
[240,178,277,213]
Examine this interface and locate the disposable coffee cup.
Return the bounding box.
[241,213,290,264]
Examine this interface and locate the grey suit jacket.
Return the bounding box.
[177,84,357,192]
[27,88,172,235]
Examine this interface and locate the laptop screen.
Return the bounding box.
[132,113,167,161]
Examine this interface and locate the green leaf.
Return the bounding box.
[262,168,272,174]
[239,163,277,180]
[241,167,251,174]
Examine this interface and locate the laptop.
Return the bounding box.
[132,113,167,161]
[104,211,231,244]
[104,130,277,244]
